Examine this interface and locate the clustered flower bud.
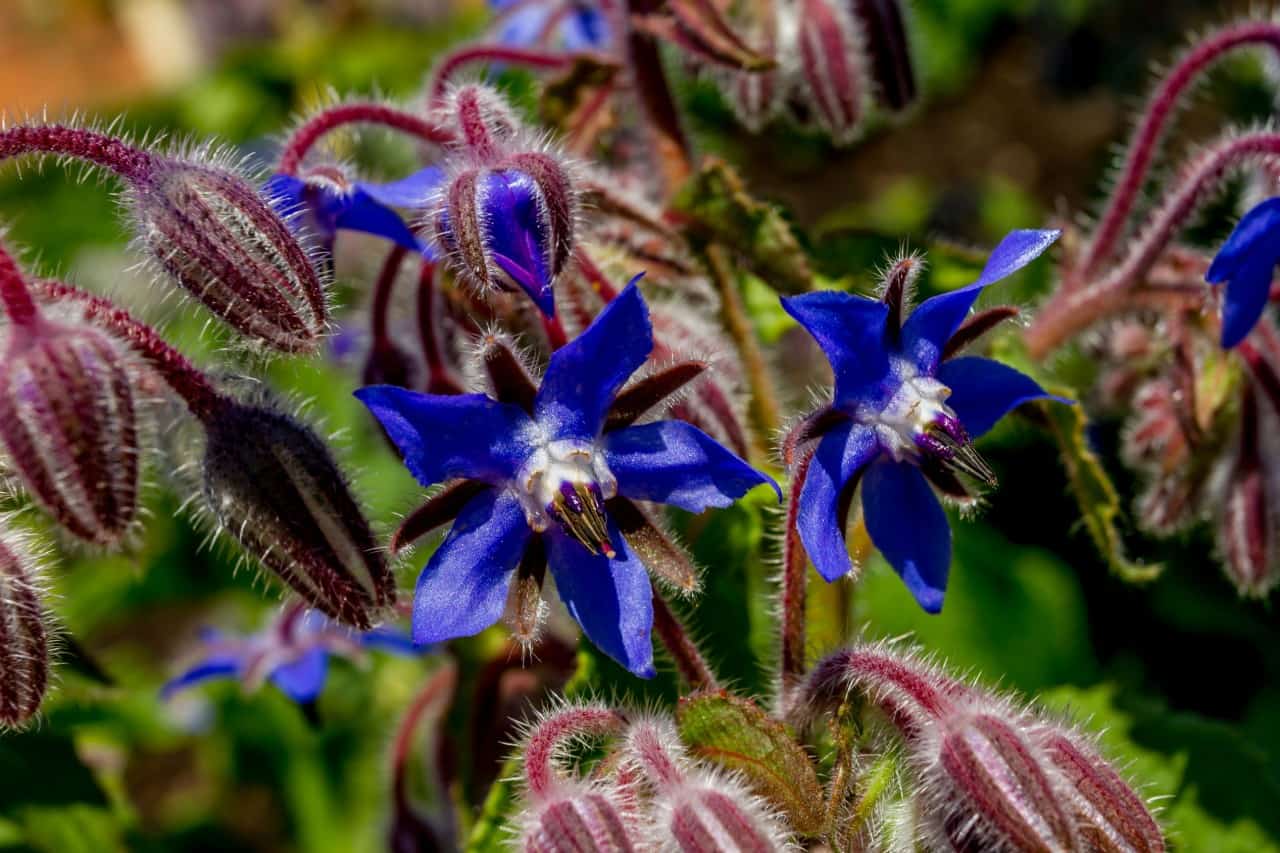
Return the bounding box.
[199,396,394,629]
[0,523,53,728]
[128,156,329,353]
[798,643,1166,853]
[431,85,578,317]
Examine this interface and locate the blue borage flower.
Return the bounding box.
[783,229,1067,613]
[356,277,777,678]
[490,0,609,50]
[1206,198,1280,349]
[163,607,421,704]
[265,165,444,255]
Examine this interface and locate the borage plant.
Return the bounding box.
[5,2,1280,852]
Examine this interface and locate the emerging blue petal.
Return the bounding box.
[796,422,880,582]
[1221,252,1277,349]
[861,460,951,613]
[356,387,536,486]
[265,172,432,253]
[781,292,890,406]
[562,5,608,49]
[494,2,555,46]
[269,649,330,703]
[335,190,425,252]
[161,654,242,698]
[936,356,1068,439]
[483,170,556,315]
[359,167,445,209]
[412,488,531,646]
[603,420,779,512]
[546,524,655,678]
[901,229,1059,372]
[535,277,651,441]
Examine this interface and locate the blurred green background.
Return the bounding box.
[0,1,1278,851]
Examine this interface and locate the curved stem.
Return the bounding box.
[428,45,603,108]
[1027,130,1280,359]
[651,582,718,691]
[542,312,569,350]
[0,241,38,327]
[391,662,458,812]
[29,280,222,420]
[707,243,781,444]
[624,1,693,194]
[371,245,410,346]
[277,103,453,175]
[1079,21,1280,279]
[779,449,814,708]
[0,124,153,183]
[416,261,463,394]
[573,246,623,302]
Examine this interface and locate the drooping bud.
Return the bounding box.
[518,704,638,853]
[850,0,916,112]
[0,525,52,728]
[625,717,794,852]
[128,158,328,353]
[0,318,141,545]
[795,0,870,146]
[1217,385,1279,597]
[199,398,393,629]
[1034,725,1166,853]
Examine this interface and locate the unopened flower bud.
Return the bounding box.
[200,399,393,629]
[0,319,140,545]
[1034,726,1165,853]
[1218,386,1278,597]
[128,158,328,353]
[795,0,870,145]
[851,0,916,112]
[0,526,52,728]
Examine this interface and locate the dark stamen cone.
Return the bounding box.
[0,323,141,545]
[201,400,393,629]
[0,528,52,728]
[129,160,327,353]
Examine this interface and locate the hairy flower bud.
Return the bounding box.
[0,526,52,728]
[1217,385,1279,597]
[128,159,328,353]
[200,399,393,629]
[851,0,916,112]
[1034,726,1165,853]
[0,319,140,545]
[796,0,870,145]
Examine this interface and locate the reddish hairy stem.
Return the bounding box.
[542,313,569,350]
[428,45,599,108]
[391,662,458,811]
[779,450,814,706]
[524,705,627,800]
[651,582,719,691]
[1027,131,1280,359]
[0,124,153,183]
[624,0,694,193]
[29,280,222,420]
[573,247,623,301]
[371,245,410,345]
[415,261,463,394]
[1080,21,1280,279]
[277,103,453,175]
[0,241,37,327]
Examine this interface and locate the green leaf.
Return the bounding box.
[0,732,109,813]
[676,691,825,836]
[16,806,124,853]
[1041,387,1163,584]
[671,158,812,293]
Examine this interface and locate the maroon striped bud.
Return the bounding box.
[850,0,916,112]
[1218,385,1278,597]
[1034,726,1165,853]
[0,319,140,545]
[200,399,393,629]
[128,159,327,353]
[0,526,52,728]
[796,0,870,145]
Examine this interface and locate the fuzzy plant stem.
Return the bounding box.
[0,241,38,328]
[1026,130,1280,359]
[427,45,607,108]
[707,243,782,444]
[651,581,719,691]
[1078,20,1280,280]
[391,662,458,814]
[371,245,410,352]
[573,247,623,302]
[624,0,693,194]
[277,103,454,174]
[778,450,814,709]
[0,124,153,182]
[28,280,223,421]
[415,261,463,394]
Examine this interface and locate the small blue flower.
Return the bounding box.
[356,277,777,678]
[163,607,422,704]
[1206,198,1280,349]
[783,229,1065,613]
[490,0,609,50]
[265,166,444,255]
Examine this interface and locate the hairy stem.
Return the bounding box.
[277,103,453,174]
[707,243,782,443]
[1079,20,1280,279]
[651,582,719,691]
[0,241,37,328]
[780,450,814,707]
[427,45,604,108]
[371,245,410,347]
[391,662,458,812]
[0,124,153,182]
[416,261,463,394]
[625,0,693,194]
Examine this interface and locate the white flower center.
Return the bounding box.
[515,438,618,555]
[857,359,954,463]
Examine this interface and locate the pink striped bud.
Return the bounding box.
[200,398,393,629]
[625,717,793,852]
[0,318,140,545]
[796,0,870,145]
[1034,726,1165,853]
[0,525,52,728]
[128,158,327,353]
[518,704,638,853]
